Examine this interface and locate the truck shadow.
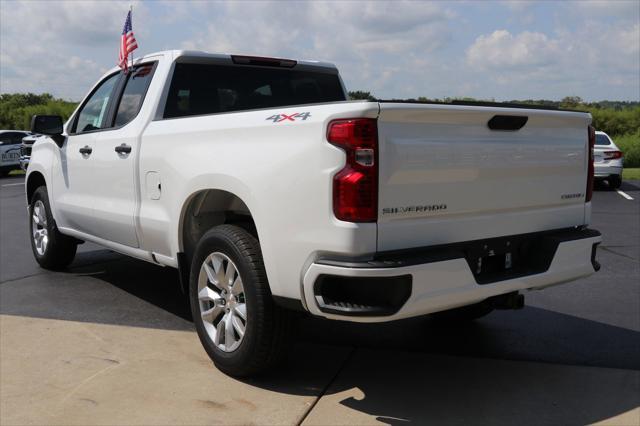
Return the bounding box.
[621,180,640,191]
[270,344,639,426]
[1,250,638,425]
[246,312,640,425]
[594,179,639,192]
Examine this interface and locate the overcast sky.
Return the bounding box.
[1,0,638,102]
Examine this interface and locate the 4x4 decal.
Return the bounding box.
[266,112,311,123]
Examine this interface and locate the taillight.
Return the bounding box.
[327,118,378,222]
[587,125,595,202]
[603,151,623,160]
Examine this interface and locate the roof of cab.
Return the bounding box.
[104,50,338,75]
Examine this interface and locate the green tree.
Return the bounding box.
[0,93,77,130]
[348,91,376,101]
[560,96,583,108]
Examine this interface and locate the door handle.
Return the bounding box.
[79,145,92,155]
[115,144,132,154]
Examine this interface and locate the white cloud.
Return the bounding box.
[178,1,454,97]
[0,1,638,101]
[0,1,149,99]
[464,21,639,99]
[180,1,452,57]
[466,30,560,69]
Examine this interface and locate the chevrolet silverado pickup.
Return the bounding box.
[26,50,601,376]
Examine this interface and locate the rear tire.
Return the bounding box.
[189,225,291,377]
[431,299,494,323]
[609,175,622,189]
[29,186,77,269]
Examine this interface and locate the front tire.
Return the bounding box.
[189,225,291,377]
[29,186,77,269]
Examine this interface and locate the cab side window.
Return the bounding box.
[114,63,156,127]
[73,73,120,134]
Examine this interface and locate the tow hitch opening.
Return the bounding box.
[492,292,525,310]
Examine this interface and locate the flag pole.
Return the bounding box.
[129,4,133,72]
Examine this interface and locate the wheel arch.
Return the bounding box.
[179,188,258,260]
[176,188,260,294]
[26,170,47,204]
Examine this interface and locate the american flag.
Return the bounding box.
[118,10,138,73]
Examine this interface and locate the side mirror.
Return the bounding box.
[31,115,65,147]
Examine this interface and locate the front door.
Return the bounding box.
[53,72,121,237]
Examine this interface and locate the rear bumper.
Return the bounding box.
[595,164,622,178]
[302,228,601,322]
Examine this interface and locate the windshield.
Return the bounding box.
[595,134,611,146]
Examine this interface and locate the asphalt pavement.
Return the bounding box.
[1,175,638,425]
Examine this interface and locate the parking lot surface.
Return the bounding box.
[1,176,639,425]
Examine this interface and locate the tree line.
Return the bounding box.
[1,92,638,167]
[0,93,77,131]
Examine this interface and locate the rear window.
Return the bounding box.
[595,134,611,146]
[163,63,346,119]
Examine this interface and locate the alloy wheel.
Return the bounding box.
[32,200,48,256]
[197,252,247,352]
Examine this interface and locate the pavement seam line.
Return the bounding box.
[0,271,49,285]
[296,346,357,426]
[0,256,125,285]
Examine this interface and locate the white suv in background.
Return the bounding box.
[594,131,624,189]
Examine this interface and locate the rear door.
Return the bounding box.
[376,103,591,251]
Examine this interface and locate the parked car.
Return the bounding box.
[20,134,43,171]
[0,130,30,176]
[26,50,601,377]
[594,131,624,188]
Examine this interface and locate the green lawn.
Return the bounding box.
[623,168,640,180]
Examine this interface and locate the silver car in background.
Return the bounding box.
[594,131,624,189]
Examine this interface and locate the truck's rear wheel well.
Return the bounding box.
[180,189,257,263]
[26,172,46,204]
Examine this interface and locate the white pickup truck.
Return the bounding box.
[27,50,601,376]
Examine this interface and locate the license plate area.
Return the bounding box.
[464,234,559,284]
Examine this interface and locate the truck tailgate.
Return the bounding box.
[376,103,591,251]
